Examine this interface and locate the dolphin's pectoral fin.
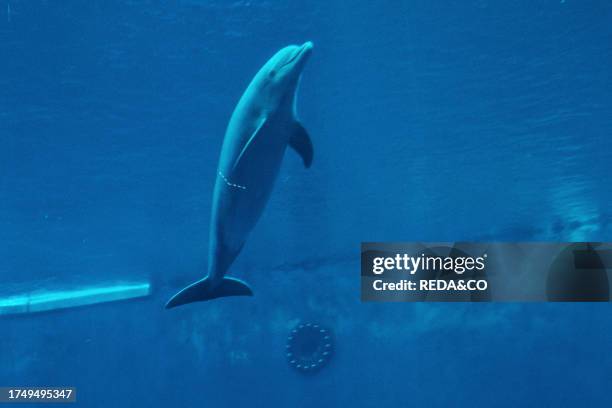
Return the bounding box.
[288,121,313,168]
[232,116,269,172]
[165,276,253,309]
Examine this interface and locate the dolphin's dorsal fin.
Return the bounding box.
[289,121,313,168]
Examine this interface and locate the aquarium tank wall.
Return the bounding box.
[1,1,611,407]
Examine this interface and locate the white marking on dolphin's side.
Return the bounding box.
[166,42,314,309]
[218,171,246,190]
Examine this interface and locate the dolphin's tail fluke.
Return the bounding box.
[165,276,253,309]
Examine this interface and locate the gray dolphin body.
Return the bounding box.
[166,42,314,309]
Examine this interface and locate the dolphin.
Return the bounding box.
[166,42,314,309]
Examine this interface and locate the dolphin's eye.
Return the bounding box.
[268,69,276,78]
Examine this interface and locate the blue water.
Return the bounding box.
[1,1,612,406]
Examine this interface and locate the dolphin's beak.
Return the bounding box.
[278,41,314,72]
[299,41,314,59]
[291,41,313,71]
[301,41,314,54]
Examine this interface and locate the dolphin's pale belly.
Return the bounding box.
[209,119,290,277]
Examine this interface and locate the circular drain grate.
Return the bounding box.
[286,322,334,374]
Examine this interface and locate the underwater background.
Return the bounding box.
[1,0,612,406]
